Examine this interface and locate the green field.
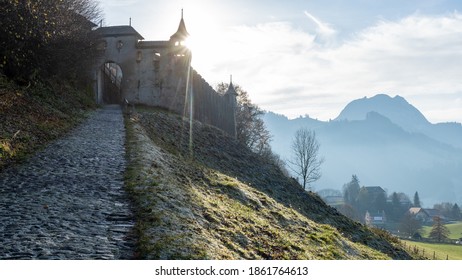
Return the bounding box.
[403,240,462,260]
[421,222,462,240]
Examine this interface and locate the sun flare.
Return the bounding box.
[175,3,231,68]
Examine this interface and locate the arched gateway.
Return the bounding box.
[92,14,237,137]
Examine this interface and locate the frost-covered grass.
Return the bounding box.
[123,107,411,260]
[0,75,95,170]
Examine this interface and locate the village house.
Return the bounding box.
[365,210,387,227]
[408,207,444,224]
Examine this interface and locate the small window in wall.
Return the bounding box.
[116,40,124,50]
[136,51,142,63]
[153,52,160,72]
[153,60,160,72]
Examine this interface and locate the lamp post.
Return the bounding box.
[185,52,194,159]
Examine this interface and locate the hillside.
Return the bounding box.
[124,107,411,259]
[0,75,95,170]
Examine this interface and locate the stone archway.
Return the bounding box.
[98,62,123,104]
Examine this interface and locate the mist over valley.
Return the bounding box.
[263,94,462,206]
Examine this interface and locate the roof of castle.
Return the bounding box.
[225,82,238,96]
[137,41,171,49]
[170,13,190,42]
[95,25,144,40]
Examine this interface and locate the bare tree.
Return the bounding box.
[216,82,271,154]
[399,212,422,237]
[288,128,324,190]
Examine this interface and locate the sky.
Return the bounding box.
[98,0,462,123]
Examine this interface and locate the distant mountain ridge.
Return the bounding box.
[263,94,462,205]
[334,94,462,149]
[335,94,430,132]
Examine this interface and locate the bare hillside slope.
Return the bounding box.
[124,107,411,259]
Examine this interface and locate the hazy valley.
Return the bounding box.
[263,94,462,206]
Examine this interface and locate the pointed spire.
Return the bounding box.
[225,75,238,96]
[170,9,190,43]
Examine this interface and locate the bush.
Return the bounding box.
[0,0,102,84]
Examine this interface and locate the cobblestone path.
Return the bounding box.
[0,105,135,259]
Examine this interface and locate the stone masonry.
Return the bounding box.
[0,105,134,259]
[93,14,238,137]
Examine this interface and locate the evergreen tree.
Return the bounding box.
[451,203,461,220]
[343,175,360,208]
[375,191,387,213]
[429,216,450,242]
[356,187,371,217]
[413,191,421,207]
[434,202,455,218]
[389,192,401,222]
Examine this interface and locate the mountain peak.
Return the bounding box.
[335,94,430,132]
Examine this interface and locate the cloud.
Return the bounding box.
[326,13,462,107]
[303,11,337,37]
[193,12,462,123]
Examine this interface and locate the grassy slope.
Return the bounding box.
[0,75,95,170]
[403,240,462,260]
[124,107,412,260]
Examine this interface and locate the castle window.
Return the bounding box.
[153,52,160,72]
[136,51,142,63]
[153,60,160,72]
[116,40,124,50]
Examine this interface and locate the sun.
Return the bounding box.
[178,3,226,50]
[156,1,241,84]
[180,8,235,70]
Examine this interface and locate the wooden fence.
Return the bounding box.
[401,241,451,260]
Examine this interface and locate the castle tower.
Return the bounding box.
[225,76,238,138]
[170,10,190,46]
[94,12,237,138]
[225,77,238,102]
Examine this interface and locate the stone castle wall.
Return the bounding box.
[94,25,236,137]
